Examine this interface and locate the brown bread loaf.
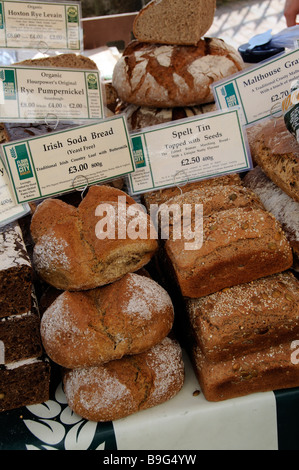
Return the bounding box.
[15,53,98,70]
[164,206,293,298]
[112,38,244,108]
[250,117,299,202]
[133,0,216,46]
[186,271,299,362]
[30,185,158,291]
[63,337,184,421]
[40,273,174,369]
[191,340,299,402]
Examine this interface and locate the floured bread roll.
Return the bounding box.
[30,185,158,291]
[40,273,174,369]
[63,337,185,422]
[133,0,216,46]
[112,38,244,108]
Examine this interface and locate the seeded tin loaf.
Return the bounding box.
[191,341,299,402]
[186,271,299,362]
[164,206,293,298]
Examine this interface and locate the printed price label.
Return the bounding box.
[1,116,134,203]
[0,160,29,227]
[0,65,104,122]
[128,109,251,195]
[0,1,82,52]
[213,48,299,125]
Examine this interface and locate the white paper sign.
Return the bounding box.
[128,109,251,195]
[0,1,82,52]
[0,65,104,122]
[1,116,134,204]
[213,48,299,125]
[0,160,29,227]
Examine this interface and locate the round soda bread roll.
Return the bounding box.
[133,0,216,46]
[30,185,158,291]
[63,337,185,422]
[112,38,244,108]
[40,272,174,369]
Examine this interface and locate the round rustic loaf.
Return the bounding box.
[40,272,174,369]
[30,185,158,291]
[112,38,244,108]
[63,337,185,421]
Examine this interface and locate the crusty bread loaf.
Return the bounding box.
[186,271,299,362]
[40,273,174,369]
[133,0,216,46]
[250,117,299,202]
[191,340,299,402]
[118,102,216,131]
[112,38,244,108]
[243,166,299,264]
[63,337,184,422]
[15,53,98,70]
[30,185,158,291]
[164,206,293,298]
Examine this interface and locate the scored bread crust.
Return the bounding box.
[112,38,244,108]
[133,0,216,46]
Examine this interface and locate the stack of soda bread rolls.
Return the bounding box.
[32,185,185,422]
[112,0,244,131]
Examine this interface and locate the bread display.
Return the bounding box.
[186,271,299,362]
[40,273,174,369]
[164,205,293,298]
[133,0,216,46]
[191,340,299,402]
[249,117,299,203]
[30,185,158,291]
[63,337,184,422]
[243,166,299,267]
[112,38,244,108]
[0,221,33,317]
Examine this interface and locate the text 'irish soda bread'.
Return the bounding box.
[40,273,174,369]
[63,337,184,422]
[186,271,299,362]
[112,38,244,108]
[30,185,158,291]
[133,0,216,46]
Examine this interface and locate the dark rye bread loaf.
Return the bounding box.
[133,0,216,46]
[63,337,184,422]
[186,271,299,362]
[40,273,174,369]
[250,117,299,203]
[15,53,98,70]
[30,185,158,291]
[112,38,244,108]
[164,206,293,298]
[191,340,299,402]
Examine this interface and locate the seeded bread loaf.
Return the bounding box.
[133,0,216,46]
[164,206,293,298]
[30,185,158,291]
[186,271,299,362]
[191,340,299,402]
[112,38,244,108]
[243,166,299,265]
[63,337,184,422]
[250,117,299,202]
[40,273,174,369]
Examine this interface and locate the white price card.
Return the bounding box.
[0,1,82,52]
[1,115,134,204]
[213,48,299,125]
[0,160,29,227]
[0,65,104,122]
[128,109,252,195]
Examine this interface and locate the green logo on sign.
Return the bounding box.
[132,136,146,168]
[67,6,78,23]
[87,73,98,90]
[0,69,17,100]
[11,144,33,180]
